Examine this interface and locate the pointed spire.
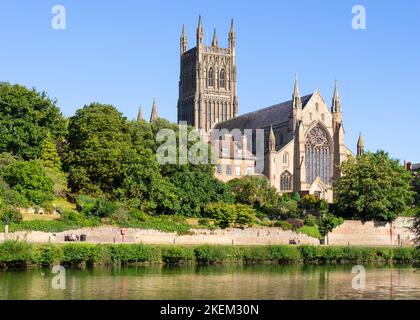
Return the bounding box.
[229,18,236,48]
[230,18,235,34]
[197,15,203,44]
[332,80,341,112]
[212,29,218,47]
[292,74,302,109]
[150,98,158,122]
[180,24,187,55]
[357,132,364,156]
[269,125,276,151]
[137,105,143,123]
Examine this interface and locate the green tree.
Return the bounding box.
[228,176,279,209]
[40,131,62,170]
[0,83,66,160]
[168,167,233,217]
[334,151,414,221]
[64,103,132,195]
[119,149,180,214]
[3,160,54,206]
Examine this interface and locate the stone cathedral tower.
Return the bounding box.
[177,16,238,131]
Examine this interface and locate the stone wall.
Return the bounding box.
[0,226,319,246]
[327,217,415,246]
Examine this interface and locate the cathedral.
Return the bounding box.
[177,17,360,202]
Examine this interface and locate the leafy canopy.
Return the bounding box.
[334,151,414,221]
[0,82,66,160]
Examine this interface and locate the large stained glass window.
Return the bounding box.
[305,125,331,184]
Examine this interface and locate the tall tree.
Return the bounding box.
[0,83,66,160]
[334,151,414,221]
[40,131,62,170]
[64,103,132,195]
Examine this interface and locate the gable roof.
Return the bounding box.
[214,94,313,131]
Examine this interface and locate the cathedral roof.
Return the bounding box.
[214,94,313,131]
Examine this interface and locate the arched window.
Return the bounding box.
[208,68,214,87]
[220,69,226,88]
[280,171,292,191]
[305,124,331,184]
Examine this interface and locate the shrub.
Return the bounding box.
[0,240,35,265]
[304,214,316,226]
[110,244,161,264]
[286,218,304,230]
[318,213,344,237]
[274,220,293,231]
[3,160,54,206]
[85,199,120,218]
[36,244,63,265]
[268,246,302,262]
[0,208,23,224]
[161,246,195,264]
[194,245,242,264]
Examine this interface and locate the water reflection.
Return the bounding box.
[0,264,419,300]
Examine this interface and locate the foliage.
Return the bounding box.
[0,242,417,267]
[286,218,304,230]
[119,149,180,214]
[274,220,293,231]
[168,168,233,217]
[412,210,420,247]
[228,176,279,210]
[318,213,344,237]
[0,83,67,160]
[334,151,415,221]
[204,202,256,228]
[0,208,23,224]
[40,131,62,170]
[64,103,132,195]
[296,225,322,239]
[3,160,54,206]
[304,214,317,226]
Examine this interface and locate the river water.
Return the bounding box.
[0,264,419,300]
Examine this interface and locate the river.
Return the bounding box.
[0,264,419,300]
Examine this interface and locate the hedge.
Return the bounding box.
[0,241,418,267]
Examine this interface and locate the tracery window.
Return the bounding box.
[305,125,331,184]
[280,171,292,191]
[208,68,214,87]
[220,69,226,88]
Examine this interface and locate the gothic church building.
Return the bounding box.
[177,17,356,202]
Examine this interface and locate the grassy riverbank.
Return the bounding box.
[0,241,418,268]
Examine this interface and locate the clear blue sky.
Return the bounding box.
[0,0,419,162]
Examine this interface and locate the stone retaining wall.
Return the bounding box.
[327,217,415,246]
[0,226,319,246]
[0,217,415,246]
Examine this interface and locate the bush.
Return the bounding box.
[161,246,195,264]
[204,202,256,228]
[0,240,35,265]
[84,199,120,218]
[110,244,161,264]
[0,208,23,224]
[318,213,344,237]
[286,218,304,230]
[194,245,243,264]
[274,220,293,231]
[304,214,316,226]
[3,160,54,206]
